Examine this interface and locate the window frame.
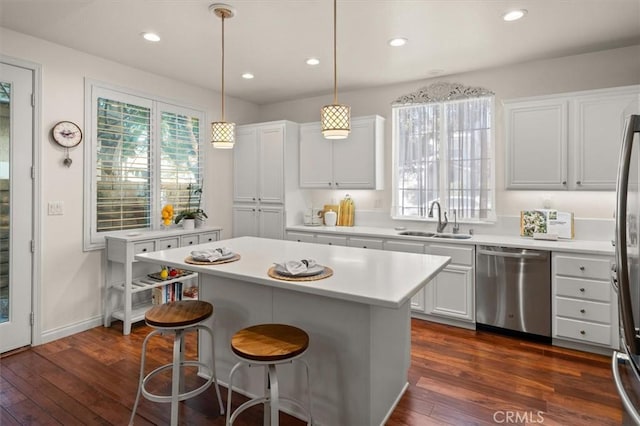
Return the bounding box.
[391,92,496,224]
[83,80,206,250]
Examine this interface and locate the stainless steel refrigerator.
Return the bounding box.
[614,113,640,425]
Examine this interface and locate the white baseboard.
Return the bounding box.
[39,315,104,345]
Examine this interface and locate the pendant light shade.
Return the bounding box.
[210,4,236,149]
[321,0,350,139]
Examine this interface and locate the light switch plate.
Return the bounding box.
[48,201,64,215]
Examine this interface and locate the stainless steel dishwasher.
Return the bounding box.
[476,245,551,338]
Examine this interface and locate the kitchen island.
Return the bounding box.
[136,236,450,425]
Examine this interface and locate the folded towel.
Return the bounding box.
[274,259,317,275]
[191,247,233,262]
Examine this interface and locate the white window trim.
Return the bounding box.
[391,91,497,224]
[83,79,207,251]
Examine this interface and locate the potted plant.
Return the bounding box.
[174,183,208,229]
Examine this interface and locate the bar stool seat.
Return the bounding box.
[226,324,312,426]
[130,300,224,426]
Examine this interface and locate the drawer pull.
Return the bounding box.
[189,241,194,245]
[363,246,367,249]
[580,330,586,335]
[579,288,585,292]
[167,245,172,248]
[580,309,586,314]
[579,266,585,271]
[208,238,213,241]
[142,248,147,252]
[328,242,332,245]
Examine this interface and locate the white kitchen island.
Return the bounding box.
[136,236,450,425]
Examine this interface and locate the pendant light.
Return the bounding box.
[210,3,236,149]
[321,0,350,139]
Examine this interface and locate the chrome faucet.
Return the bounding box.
[428,201,448,233]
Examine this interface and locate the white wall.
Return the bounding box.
[0,27,260,340]
[256,44,640,221]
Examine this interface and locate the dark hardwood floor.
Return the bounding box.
[1,319,622,425]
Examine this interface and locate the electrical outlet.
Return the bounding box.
[48,201,64,215]
[374,199,382,209]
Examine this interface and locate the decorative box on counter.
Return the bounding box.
[520,209,574,239]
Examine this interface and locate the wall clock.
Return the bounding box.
[51,121,82,167]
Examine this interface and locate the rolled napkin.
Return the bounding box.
[191,247,233,262]
[274,259,317,275]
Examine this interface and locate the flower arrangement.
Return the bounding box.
[174,183,208,224]
[161,204,174,226]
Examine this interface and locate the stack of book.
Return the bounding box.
[152,282,183,305]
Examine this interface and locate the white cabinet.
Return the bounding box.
[104,227,221,335]
[233,205,284,240]
[552,252,618,350]
[383,239,427,312]
[299,115,385,189]
[423,244,475,323]
[233,121,298,239]
[505,85,640,190]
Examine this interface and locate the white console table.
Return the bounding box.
[103,226,221,335]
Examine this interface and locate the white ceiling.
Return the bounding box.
[1,0,639,105]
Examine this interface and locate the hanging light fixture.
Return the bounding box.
[321,0,350,139]
[210,3,236,149]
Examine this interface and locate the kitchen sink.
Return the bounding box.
[432,233,472,239]
[398,231,436,237]
[398,230,472,239]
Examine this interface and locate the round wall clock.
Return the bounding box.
[51,121,83,148]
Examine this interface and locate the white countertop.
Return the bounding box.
[135,236,451,308]
[286,224,615,256]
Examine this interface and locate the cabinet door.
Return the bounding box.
[332,117,377,189]
[573,89,640,190]
[299,123,333,188]
[258,126,284,203]
[383,239,426,311]
[232,205,258,237]
[233,127,259,203]
[505,99,568,189]
[258,206,284,240]
[286,231,316,243]
[425,265,474,321]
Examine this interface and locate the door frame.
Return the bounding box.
[1,55,42,347]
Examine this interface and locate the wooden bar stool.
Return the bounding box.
[226,324,312,426]
[129,300,224,426]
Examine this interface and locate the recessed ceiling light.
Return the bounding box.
[306,58,320,66]
[141,32,161,42]
[502,9,527,22]
[242,73,254,79]
[388,38,408,47]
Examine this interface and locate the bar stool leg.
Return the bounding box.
[299,359,313,426]
[268,364,279,426]
[197,324,224,414]
[170,330,183,426]
[129,330,161,426]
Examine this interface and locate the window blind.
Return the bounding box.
[96,97,152,232]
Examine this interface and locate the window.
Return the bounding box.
[392,82,495,222]
[84,82,205,249]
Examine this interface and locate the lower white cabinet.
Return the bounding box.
[552,252,618,350]
[423,244,475,323]
[383,239,427,312]
[233,205,284,239]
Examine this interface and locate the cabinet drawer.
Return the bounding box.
[428,244,473,266]
[286,231,316,243]
[555,255,611,280]
[181,235,199,247]
[133,241,155,254]
[555,317,611,346]
[316,234,347,246]
[157,238,179,250]
[555,276,611,302]
[556,297,611,323]
[198,232,219,244]
[347,237,383,250]
[383,240,425,253]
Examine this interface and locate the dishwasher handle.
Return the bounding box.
[477,248,543,260]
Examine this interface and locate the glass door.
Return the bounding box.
[0,62,34,353]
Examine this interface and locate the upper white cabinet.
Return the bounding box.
[233,121,299,239]
[299,115,385,190]
[505,85,640,190]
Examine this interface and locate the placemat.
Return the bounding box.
[267,266,333,281]
[184,253,241,265]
